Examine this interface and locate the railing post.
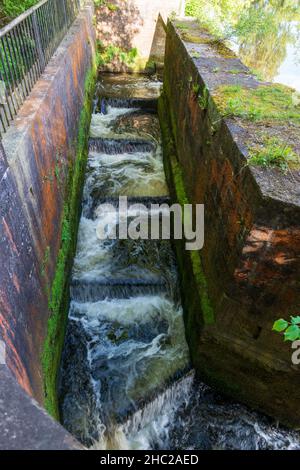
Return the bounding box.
[62,0,68,29]
[32,10,45,71]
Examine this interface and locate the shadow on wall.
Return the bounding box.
[95,0,143,50]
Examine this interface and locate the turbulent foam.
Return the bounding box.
[72,215,177,286]
[166,379,300,451]
[60,78,191,449]
[83,147,168,200]
[60,75,300,452]
[96,97,158,112]
[92,372,194,450]
[91,370,300,451]
[70,280,169,303]
[68,296,190,424]
[89,107,135,139]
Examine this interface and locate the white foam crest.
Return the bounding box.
[90,107,136,139]
[72,217,112,280]
[70,296,181,326]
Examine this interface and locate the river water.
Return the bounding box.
[59,73,300,450]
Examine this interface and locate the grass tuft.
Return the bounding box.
[41,62,97,420]
[213,84,300,122]
[248,137,299,172]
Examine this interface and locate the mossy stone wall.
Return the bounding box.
[0,3,96,413]
[160,18,300,429]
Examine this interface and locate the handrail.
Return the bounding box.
[0,0,83,136]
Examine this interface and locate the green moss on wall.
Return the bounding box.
[189,251,214,325]
[158,94,215,326]
[41,62,97,420]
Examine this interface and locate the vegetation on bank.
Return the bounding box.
[213,84,300,123]
[212,84,300,171]
[248,137,299,172]
[273,317,300,342]
[96,41,138,68]
[94,0,119,11]
[185,0,300,83]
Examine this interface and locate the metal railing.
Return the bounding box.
[0,0,83,135]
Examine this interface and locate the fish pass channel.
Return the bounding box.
[59,73,300,450]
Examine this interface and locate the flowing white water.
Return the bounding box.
[72,214,177,286]
[92,372,195,450]
[69,296,190,425]
[60,75,191,448]
[60,74,300,451]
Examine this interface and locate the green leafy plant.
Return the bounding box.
[248,137,299,172]
[106,3,119,12]
[93,0,106,7]
[192,83,200,95]
[97,43,138,67]
[273,316,300,341]
[176,22,189,31]
[191,51,201,59]
[228,69,242,74]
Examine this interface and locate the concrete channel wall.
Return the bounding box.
[0,0,182,450]
[159,19,300,429]
[0,2,95,448]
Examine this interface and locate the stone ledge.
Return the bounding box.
[0,366,83,450]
